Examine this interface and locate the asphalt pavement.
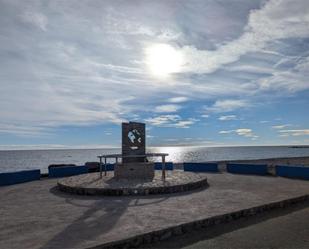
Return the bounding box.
[149,201,309,249]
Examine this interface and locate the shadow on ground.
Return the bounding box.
[40,185,207,249]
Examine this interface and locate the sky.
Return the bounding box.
[0,0,309,149]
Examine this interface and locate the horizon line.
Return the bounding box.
[0,143,308,151]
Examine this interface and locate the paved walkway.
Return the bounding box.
[149,202,309,249]
[0,173,308,249]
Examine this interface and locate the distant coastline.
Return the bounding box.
[289,145,309,148]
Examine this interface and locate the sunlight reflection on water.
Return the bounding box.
[148,146,309,163]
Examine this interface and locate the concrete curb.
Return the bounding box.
[57,177,208,196]
[87,194,309,249]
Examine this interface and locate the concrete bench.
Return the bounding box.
[183,162,219,172]
[227,163,268,175]
[276,165,309,180]
[48,166,88,178]
[154,162,174,170]
[0,169,41,186]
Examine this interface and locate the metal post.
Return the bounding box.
[99,156,103,178]
[116,157,118,165]
[162,155,166,181]
[104,157,107,176]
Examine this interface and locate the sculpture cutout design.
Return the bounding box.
[127,129,142,150]
[122,122,145,163]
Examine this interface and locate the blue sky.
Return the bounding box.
[0,0,309,149]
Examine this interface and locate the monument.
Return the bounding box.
[57,121,208,196]
[121,122,146,163]
[97,121,168,180]
[115,122,154,180]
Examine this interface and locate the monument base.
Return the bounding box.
[58,170,208,196]
[114,163,154,180]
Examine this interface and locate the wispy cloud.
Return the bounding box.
[173,119,197,128]
[206,100,249,113]
[219,130,234,134]
[168,97,188,103]
[154,138,216,147]
[278,129,309,136]
[219,128,258,139]
[218,115,237,121]
[0,123,52,137]
[0,143,117,150]
[0,0,308,146]
[145,115,198,128]
[236,129,258,138]
[21,11,48,31]
[154,104,181,113]
[180,0,309,76]
[272,124,291,129]
[145,115,180,126]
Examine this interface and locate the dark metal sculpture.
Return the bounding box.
[122,122,145,163]
[98,121,168,180]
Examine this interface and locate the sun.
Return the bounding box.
[145,44,183,78]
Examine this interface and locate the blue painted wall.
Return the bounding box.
[154,162,174,170]
[0,169,41,186]
[99,163,114,171]
[49,165,88,178]
[276,165,309,180]
[183,162,218,172]
[227,163,268,175]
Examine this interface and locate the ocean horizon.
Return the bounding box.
[1,145,309,174]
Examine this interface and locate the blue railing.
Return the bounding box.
[0,169,41,186]
[154,162,174,170]
[227,163,268,175]
[183,162,218,172]
[276,165,309,180]
[48,165,88,178]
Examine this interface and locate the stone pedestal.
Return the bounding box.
[114,163,154,180]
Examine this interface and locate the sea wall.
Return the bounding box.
[219,157,309,175]
[174,156,309,169]
[0,169,41,186]
[173,156,309,177]
[229,156,309,166]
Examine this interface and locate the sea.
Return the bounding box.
[1,146,309,174]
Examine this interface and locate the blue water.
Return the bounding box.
[0,146,309,173]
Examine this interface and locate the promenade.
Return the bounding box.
[1,172,308,249]
[149,202,309,249]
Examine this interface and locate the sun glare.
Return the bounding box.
[145,44,183,78]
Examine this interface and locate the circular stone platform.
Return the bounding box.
[57,170,208,196]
